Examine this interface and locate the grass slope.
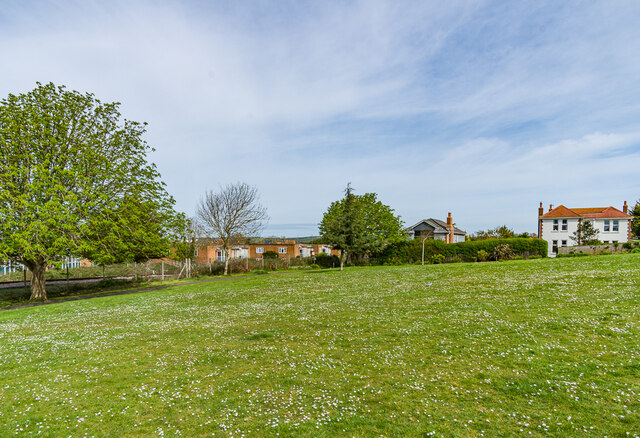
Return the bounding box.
[1,255,639,437]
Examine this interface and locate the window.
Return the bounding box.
[561,219,568,231]
[256,247,264,254]
[561,240,567,247]
[194,249,199,256]
[604,220,610,232]
[552,240,558,253]
[278,247,287,254]
[612,220,619,232]
[613,240,618,244]
[553,220,559,231]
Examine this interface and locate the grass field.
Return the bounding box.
[1,254,639,437]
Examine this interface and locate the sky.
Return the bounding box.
[2,0,640,236]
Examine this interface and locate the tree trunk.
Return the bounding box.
[24,259,47,300]
[224,247,230,275]
[340,251,346,271]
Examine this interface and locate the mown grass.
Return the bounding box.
[1,254,639,437]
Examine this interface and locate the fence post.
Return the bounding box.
[161,261,165,280]
[134,262,137,281]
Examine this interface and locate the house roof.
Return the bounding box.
[406,218,467,235]
[540,205,631,219]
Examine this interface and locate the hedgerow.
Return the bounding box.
[378,238,547,264]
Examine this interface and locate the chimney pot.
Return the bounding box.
[549,204,553,211]
[623,200,628,214]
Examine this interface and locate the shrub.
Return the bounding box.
[632,248,640,254]
[527,255,541,259]
[447,256,462,263]
[252,269,268,275]
[309,264,320,269]
[477,250,488,262]
[263,251,278,259]
[430,254,445,264]
[492,243,514,261]
[623,242,633,250]
[314,253,340,268]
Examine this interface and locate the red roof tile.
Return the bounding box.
[540,205,631,219]
[580,206,631,218]
[540,205,581,218]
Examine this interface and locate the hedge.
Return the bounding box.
[314,253,341,268]
[378,238,547,264]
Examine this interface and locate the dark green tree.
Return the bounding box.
[319,184,405,270]
[631,199,640,239]
[469,225,515,241]
[0,83,185,300]
[571,220,600,245]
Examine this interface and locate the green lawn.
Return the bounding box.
[1,255,639,437]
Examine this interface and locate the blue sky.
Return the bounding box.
[2,1,640,236]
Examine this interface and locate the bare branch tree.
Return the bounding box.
[196,182,268,275]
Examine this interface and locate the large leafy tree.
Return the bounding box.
[319,184,405,269]
[0,82,185,300]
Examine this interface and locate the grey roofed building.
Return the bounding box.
[406,215,466,244]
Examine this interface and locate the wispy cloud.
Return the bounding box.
[1,1,639,235]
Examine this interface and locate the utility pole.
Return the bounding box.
[422,237,429,266]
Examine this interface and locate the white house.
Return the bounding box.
[406,213,467,243]
[538,202,632,257]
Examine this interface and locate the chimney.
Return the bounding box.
[538,202,544,217]
[447,212,454,244]
[549,204,553,212]
[623,201,628,214]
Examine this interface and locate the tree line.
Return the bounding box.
[2,82,640,299]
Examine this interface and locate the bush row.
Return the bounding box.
[378,238,547,264]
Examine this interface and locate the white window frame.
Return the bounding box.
[604,220,610,232]
[561,240,567,247]
[256,247,264,254]
[561,219,568,231]
[278,247,287,254]
[553,220,559,231]
[612,220,619,232]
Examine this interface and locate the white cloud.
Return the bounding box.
[1,1,639,236]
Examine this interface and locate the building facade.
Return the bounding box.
[538,202,632,257]
[406,213,467,243]
[194,239,338,264]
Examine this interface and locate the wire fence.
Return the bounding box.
[0,256,326,284]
